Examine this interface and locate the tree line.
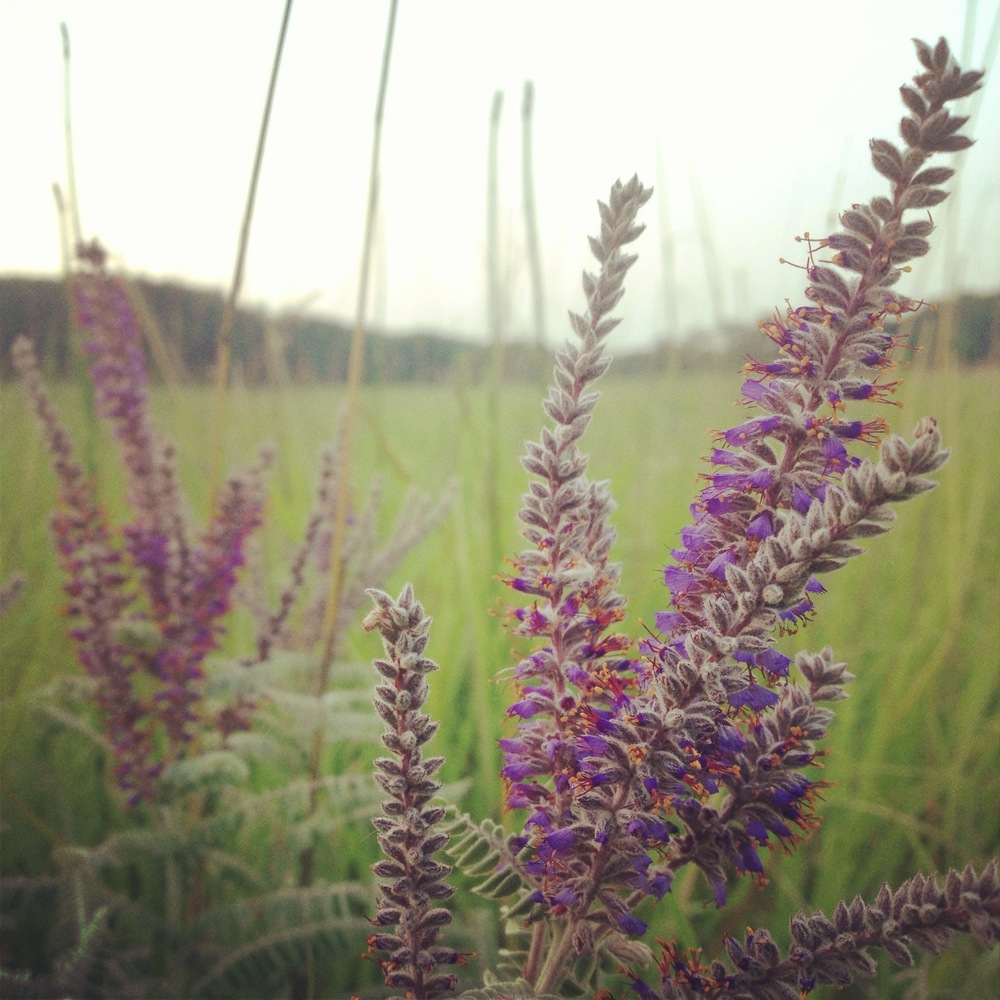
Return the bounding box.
[1,274,995,384]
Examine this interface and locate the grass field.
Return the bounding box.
[2,358,998,997]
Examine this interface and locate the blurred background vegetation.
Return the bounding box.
[1,286,997,995]
[1,275,996,384]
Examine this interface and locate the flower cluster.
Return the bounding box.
[13,335,156,802]
[363,585,463,999]
[493,173,844,983]
[494,177,685,981]
[628,861,999,999]
[624,35,983,910]
[364,36,993,998]
[658,33,983,655]
[16,253,270,803]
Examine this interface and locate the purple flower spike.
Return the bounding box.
[363,585,462,998]
[368,39,986,997]
[16,254,269,805]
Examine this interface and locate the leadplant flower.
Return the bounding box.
[626,35,983,913]
[628,861,999,999]
[363,585,462,999]
[16,252,270,803]
[365,36,995,999]
[13,334,156,802]
[72,265,270,746]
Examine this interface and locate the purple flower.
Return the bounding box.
[552,886,577,906]
[758,648,792,677]
[729,682,780,711]
[508,698,542,719]
[486,37,984,999]
[617,912,648,936]
[17,261,269,805]
[663,565,698,593]
[721,415,782,446]
[364,586,461,996]
[544,827,577,855]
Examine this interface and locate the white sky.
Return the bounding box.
[3,0,999,352]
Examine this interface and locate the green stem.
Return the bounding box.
[297,0,399,918]
[209,0,294,500]
[521,80,546,357]
[532,918,577,996]
[485,89,505,572]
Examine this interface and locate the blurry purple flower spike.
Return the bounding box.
[15,252,271,802]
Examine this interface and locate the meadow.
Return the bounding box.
[0,7,996,995]
[2,352,998,997]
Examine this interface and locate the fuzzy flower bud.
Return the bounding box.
[364,585,461,999]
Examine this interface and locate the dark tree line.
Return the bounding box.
[0,275,498,384]
[1,274,996,384]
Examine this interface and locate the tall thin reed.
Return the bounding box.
[654,144,681,377]
[53,31,106,484]
[121,279,184,388]
[483,88,507,578]
[209,0,294,499]
[521,80,547,355]
[688,169,726,329]
[59,23,82,249]
[317,0,399,663]
[298,0,401,900]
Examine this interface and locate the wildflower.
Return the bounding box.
[16,252,270,801]
[628,862,1000,999]
[497,178,673,957]
[366,36,990,999]
[13,336,158,803]
[621,39,984,912]
[363,585,461,999]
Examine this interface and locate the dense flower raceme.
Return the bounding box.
[14,336,156,803]
[627,36,983,910]
[627,861,999,999]
[15,255,270,803]
[363,585,463,1000]
[496,177,670,967]
[492,38,984,988]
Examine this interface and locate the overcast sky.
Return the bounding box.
[3,1,998,351]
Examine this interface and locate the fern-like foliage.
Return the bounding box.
[455,979,562,1000]
[189,883,374,999]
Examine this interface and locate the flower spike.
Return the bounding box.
[364,585,462,999]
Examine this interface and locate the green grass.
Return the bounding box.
[2,362,998,997]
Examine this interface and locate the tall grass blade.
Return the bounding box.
[209,0,294,499]
[59,23,82,249]
[521,80,546,356]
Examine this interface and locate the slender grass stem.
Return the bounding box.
[654,144,681,379]
[521,80,546,355]
[291,24,401,1000]
[297,0,400,906]
[317,0,399,680]
[484,89,505,573]
[60,23,82,249]
[56,29,100,477]
[688,168,726,328]
[209,0,294,500]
